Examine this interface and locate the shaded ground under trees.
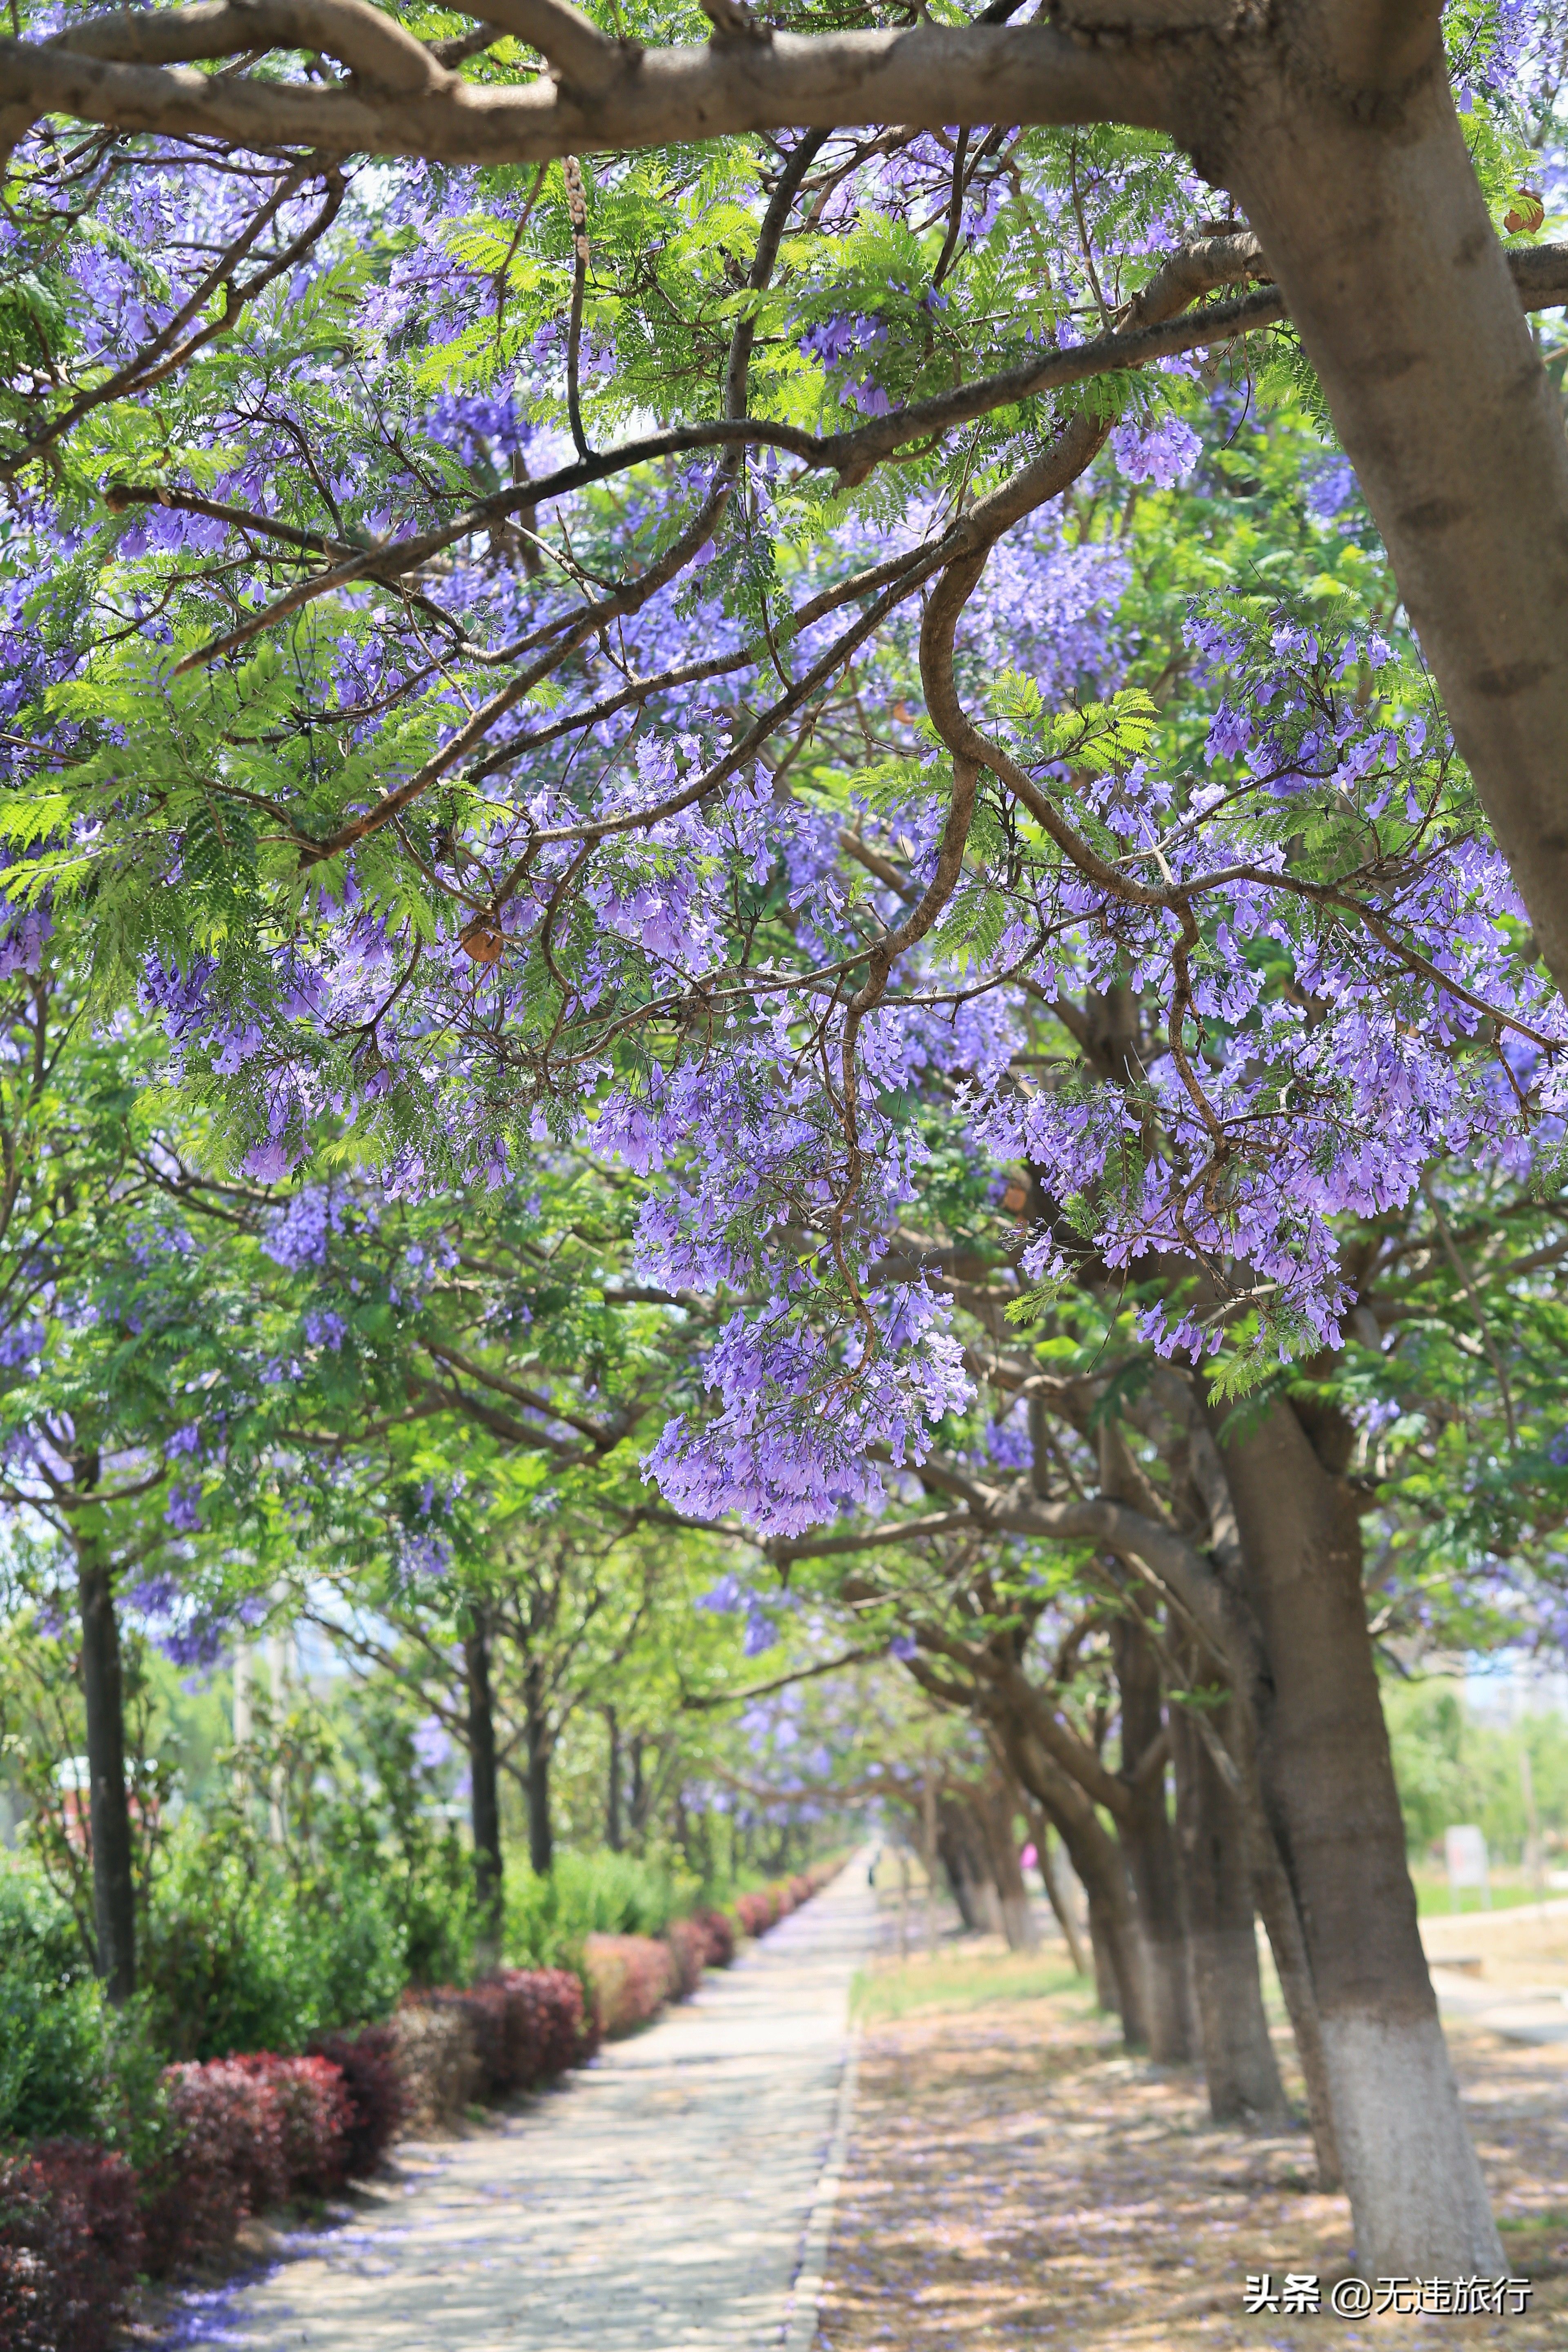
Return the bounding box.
[820,1947,1568,2351]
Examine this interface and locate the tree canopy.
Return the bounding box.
[4,0,1568,2289]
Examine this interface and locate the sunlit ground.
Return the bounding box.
[819,1909,1568,2352]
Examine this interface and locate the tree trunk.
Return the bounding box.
[1028,1812,1090,1978]
[77,1543,135,2004]
[974,1777,1037,1952]
[1169,1688,1285,2123]
[1208,1390,1501,2275]
[1005,1725,1150,2046]
[1087,1897,1123,2018]
[1247,1797,1344,2190]
[1220,33,1568,998]
[605,1704,622,1852]
[523,1661,552,1875]
[629,1733,646,1840]
[1111,1612,1196,2064]
[936,1796,986,1930]
[463,1612,503,1965]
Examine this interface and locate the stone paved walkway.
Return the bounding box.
[162,1862,876,2352]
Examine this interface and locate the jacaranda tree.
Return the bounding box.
[2,0,1566,2276]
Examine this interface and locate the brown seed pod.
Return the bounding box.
[459,918,505,964]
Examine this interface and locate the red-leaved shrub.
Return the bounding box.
[308,2024,407,2176]
[663,1916,706,1999]
[486,1968,594,2087]
[140,2057,287,2275]
[231,2054,353,2197]
[405,1969,592,2106]
[692,1908,736,1968]
[733,1889,777,1937]
[584,1933,676,2037]
[0,2140,143,2352]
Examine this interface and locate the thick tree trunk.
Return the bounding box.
[1209,1391,1500,2274]
[605,1704,623,1851]
[1111,1614,1196,2064]
[77,1543,135,2004]
[1087,1898,1123,2018]
[523,1661,552,1875]
[463,1613,503,1964]
[1219,29,1568,998]
[1169,1690,1285,2123]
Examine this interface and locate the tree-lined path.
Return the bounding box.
[161,1865,876,2352]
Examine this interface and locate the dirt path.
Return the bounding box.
[154,1865,876,2352]
[815,1953,1568,2352]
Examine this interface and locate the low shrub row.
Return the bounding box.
[140,2049,366,2277]
[584,1859,841,2036]
[731,1859,839,1940]
[390,2001,482,2136]
[402,1968,595,2112]
[0,2037,392,2352]
[663,1915,708,2000]
[0,1863,842,2350]
[691,1908,736,1969]
[0,1977,573,2351]
[305,2024,407,2178]
[584,1933,678,2038]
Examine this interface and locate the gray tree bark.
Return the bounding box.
[1110,1610,1197,2064]
[1207,1390,1501,2276]
[1169,1686,1286,2123]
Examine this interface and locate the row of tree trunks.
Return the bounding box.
[936,1792,998,1932]
[996,1660,1283,2114]
[1071,1373,1491,2265]
[996,1718,1153,2047]
[935,1776,1040,1951]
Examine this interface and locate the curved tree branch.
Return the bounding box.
[0,18,1186,163]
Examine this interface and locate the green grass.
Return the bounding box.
[1409,1868,1564,1918]
[851,1947,1087,2023]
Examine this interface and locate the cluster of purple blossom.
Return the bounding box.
[0,64,1559,1564]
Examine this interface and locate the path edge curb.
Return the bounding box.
[781,2020,863,2351]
